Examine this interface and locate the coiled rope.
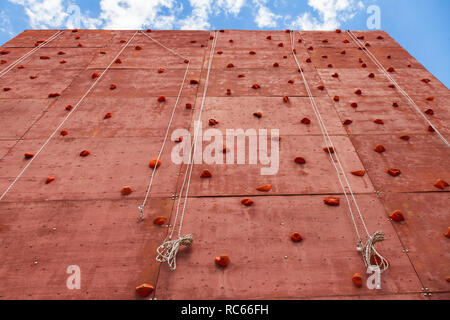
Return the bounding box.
[290,31,388,274]
[0,30,64,79]
[0,31,139,202]
[156,31,218,271]
[346,30,449,148]
[137,31,191,222]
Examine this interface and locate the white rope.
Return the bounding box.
[346,31,449,148]
[290,31,388,273]
[156,31,218,271]
[138,32,191,222]
[0,30,64,78]
[0,31,139,202]
[141,32,188,60]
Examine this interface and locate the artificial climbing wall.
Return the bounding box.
[0,29,448,300]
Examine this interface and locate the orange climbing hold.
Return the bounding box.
[121,186,133,195]
[389,210,405,222]
[387,168,401,177]
[24,153,34,159]
[333,96,339,102]
[324,197,340,206]
[91,72,100,79]
[426,96,434,101]
[157,68,164,73]
[374,144,386,153]
[343,39,350,44]
[209,119,218,126]
[157,96,166,102]
[445,228,450,238]
[256,184,272,192]
[374,119,384,125]
[283,96,289,103]
[301,118,311,125]
[215,255,230,267]
[79,150,90,157]
[109,84,117,90]
[104,113,112,119]
[352,273,362,288]
[200,169,212,178]
[294,157,306,164]
[291,232,303,242]
[153,216,167,225]
[45,177,55,184]
[241,199,254,207]
[136,284,154,297]
[149,159,161,169]
[253,112,262,118]
[60,130,68,136]
[433,179,449,190]
[48,93,61,98]
[317,85,325,90]
[252,83,260,89]
[351,170,365,177]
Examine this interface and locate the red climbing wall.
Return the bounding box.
[0,29,448,300]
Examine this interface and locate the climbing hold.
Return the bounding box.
[374,144,386,153]
[285,29,290,33]
[185,103,192,109]
[1,60,6,64]
[387,55,391,59]
[222,147,229,153]
[48,93,61,98]
[305,58,311,63]
[283,55,287,59]
[355,89,362,95]
[317,85,325,90]
[24,153,34,159]
[343,119,353,125]
[351,170,366,177]
[149,159,162,169]
[301,118,311,125]
[294,157,306,164]
[135,46,142,50]
[40,56,50,60]
[104,113,112,119]
[288,80,294,84]
[342,39,350,44]
[424,109,434,115]
[256,184,272,192]
[283,96,289,103]
[291,232,303,242]
[387,67,395,72]
[350,102,358,108]
[377,35,384,40]
[392,102,399,108]
[121,186,133,195]
[190,79,199,85]
[434,179,449,190]
[445,228,450,238]
[421,79,431,84]
[428,126,435,133]
[358,58,363,63]
[251,83,260,89]
[30,75,38,79]
[368,73,375,78]
[0,49,10,55]
[215,255,230,267]
[3,87,11,92]
[400,135,410,141]
[249,51,256,55]
[307,46,314,50]
[332,73,339,78]
[387,168,401,177]
[238,74,245,78]
[114,58,122,64]
[323,147,335,154]
[273,62,279,67]
[333,96,339,102]
[229,39,234,43]
[226,89,231,96]
[146,29,152,33]
[79,150,90,157]
[321,55,328,59]
[60,130,68,136]
[174,136,183,143]
[266,35,272,40]
[389,210,405,222]
[200,169,212,178]
[77,43,83,47]
[208,119,218,126]
[157,68,164,73]
[109,84,117,90]
[75,36,81,40]
[190,40,197,44]
[157,96,166,102]
[324,197,340,206]
[136,284,154,297]
[91,72,100,79]
[374,119,384,125]
[357,35,365,40]
[60,60,66,64]
[241,199,254,206]
[253,112,262,118]
[336,29,342,33]
[226,63,234,68]
[341,50,346,54]
[153,216,167,225]
[210,35,214,40]
[72,29,78,33]
[361,63,367,68]
[278,43,284,47]
[365,42,371,47]
[426,96,434,101]
[45,177,55,184]
[65,105,73,111]
[352,273,362,288]
[184,59,189,63]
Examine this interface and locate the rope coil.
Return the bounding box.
[156,234,193,271]
[362,231,389,273]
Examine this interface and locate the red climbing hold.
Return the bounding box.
[157,96,166,102]
[45,177,55,184]
[365,42,371,47]
[209,119,218,126]
[324,197,340,206]
[190,40,197,44]
[65,105,73,111]
[333,96,340,102]
[354,89,362,95]
[48,93,61,98]
[321,55,328,59]
[278,43,284,47]
[57,51,65,55]
[351,170,366,177]
[332,73,339,78]
[291,232,303,242]
[343,119,353,126]
[283,55,287,59]
[273,62,279,67]
[77,43,83,47]
[249,51,256,55]
[136,284,154,297]
[174,136,183,143]
[229,39,234,43]
[336,29,342,33]
[294,157,306,164]
[387,67,395,72]
[301,118,311,125]
[374,144,386,153]
[72,29,78,33]
[343,39,350,44]
[104,113,112,119]
[135,46,142,51]
[426,96,434,102]
[283,96,289,103]
[352,273,362,288]
[428,126,435,133]
[357,35,365,40]
[1,60,6,64]
[157,68,164,73]
[121,186,133,195]
[387,168,401,177]
[361,63,367,68]
[256,184,272,192]
[424,109,434,115]
[253,112,262,118]
[389,210,405,222]
[190,79,199,84]
[75,36,81,40]
[79,150,90,157]
[323,147,335,154]
[400,135,410,141]
[227,63,234,68]
[434,179,449,190]
[60,60,66,64]
[298,39,302,43]
[445,228,450,238]
[91,72,100,79]
[60,130,68,136]
[0,50,10,55]
[24,153,34,159]
[149,159,161,169]
[215,255,230,267]
[110,84,117,90]
[184,59,189,63]
[387,55,391,59]
[114,58,122,64]
[153,216,167,225]
[377,35,384,40]
[288,80,294,84]
[368,73,375,78]
[185,103,192,109]
[226,89,232,96]
[350,102,358,108]
[266,35,272,40]
[238,74,245,78]
[210,35,214,40]
[3,87,11,92]
[374,119,384,125]
[317,84,325,90]
[392,102,399,108]
[241,199,254,207]
[252,83,260,89]
[341,50,346,54]
[307,46,314,51]
[305,58,311,63]
[40,56,50,60]
[200,169,212,178]
[421,79,431,84]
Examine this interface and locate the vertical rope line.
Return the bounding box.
[0,31,138,202]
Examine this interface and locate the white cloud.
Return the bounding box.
[0,10,15,36]
[180,0,213,30]
[216,0,245,15]
[253,0,282,28]
[289,0,364,30]
[9,0,68,28]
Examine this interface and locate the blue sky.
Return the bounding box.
[0,0,449,87]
